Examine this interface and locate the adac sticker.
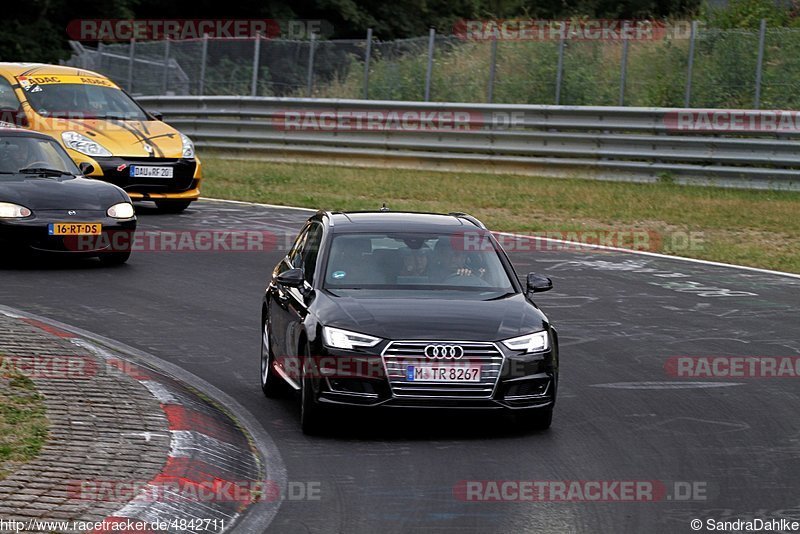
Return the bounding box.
[16,75,118,90]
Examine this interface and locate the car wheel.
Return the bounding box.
[98,250,131,266]
[300,343,326,435]
[515,406,553,432]
[260,316,287,398]
[155,200,192,213]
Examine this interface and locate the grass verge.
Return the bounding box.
[202,158,800,274]
[0,368,48,480]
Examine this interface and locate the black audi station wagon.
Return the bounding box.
[260,210,558,434]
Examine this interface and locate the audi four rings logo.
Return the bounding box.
[424,345,464,359]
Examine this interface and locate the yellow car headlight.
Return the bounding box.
[62,131,112,157]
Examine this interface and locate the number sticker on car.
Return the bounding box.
[48,223,102,236]
[406,365,481,382]
[129,166,173,178]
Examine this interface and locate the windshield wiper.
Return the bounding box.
[18,167,73,177]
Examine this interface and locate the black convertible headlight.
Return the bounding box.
[107,202,135,219]
[0,202,32,218]
[502,331,550,353]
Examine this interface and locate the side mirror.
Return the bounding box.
[526,273,553,294]
[149,110,164,121]
[276,268,305,288]
[79,162,95,175]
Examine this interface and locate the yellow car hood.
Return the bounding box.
[43,118,183,158]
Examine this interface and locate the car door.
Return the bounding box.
[270,225,309,361]
[284,222,324,355]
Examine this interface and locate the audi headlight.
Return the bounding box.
[0,202,31,218]
[180,134,195,159]
[107,202,135,219]
[322,326,381,350]
[502,331,550,353]
[61,131,112,157]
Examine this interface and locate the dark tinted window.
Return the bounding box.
[24,84,147,120]
[301,223,323,284]
[0,136,81,175]
[0,77,20,111]
[324,232,514,291]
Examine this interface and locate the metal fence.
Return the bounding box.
[64,22,800,109]
[136,96,800,190]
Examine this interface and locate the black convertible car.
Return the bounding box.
[0,129,136,264]
[261,210,558,434]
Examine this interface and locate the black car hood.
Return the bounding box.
[317,291,548,341]
[0,175,127,210]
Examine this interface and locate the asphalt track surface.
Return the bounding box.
[2,199,799,534]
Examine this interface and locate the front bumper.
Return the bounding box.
[74,154,203,201]
[304,343,557,412]
[0,211,137,256]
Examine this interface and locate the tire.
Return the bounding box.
[299,344,326,435]
[98,250,131,266]
[515,406,553,432]
[155,200,192,213]
[260,316,287,398]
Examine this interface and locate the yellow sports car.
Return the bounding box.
[0,63,201,213]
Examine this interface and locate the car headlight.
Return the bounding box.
[62,131,112,157]
[107,202,135,219]
[0,202,32,218]
[322,326,381,350]
[502,331,550,353]
[180,134,195,159]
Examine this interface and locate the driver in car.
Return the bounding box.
[402,247,430,276]
[0,140,34,173]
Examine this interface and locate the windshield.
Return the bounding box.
[323,232,516,292]
[24,84,148,120]
[0,136,81,176]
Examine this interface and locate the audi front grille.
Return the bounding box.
[381,341,505,399]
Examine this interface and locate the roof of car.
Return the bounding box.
[0,63,107,79]
[323,211,487,233]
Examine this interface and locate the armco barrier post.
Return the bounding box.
[487,37,498,103]
[684,21,697,108]
[424,28,435,102]
[363,28,373,99]
[754,18,766,109]
[97,42,105,72]
[199,33,208,96]
[127,39,136,93]
[307,33,317,97]
[555,37,565,105]
[251,33,261,97]
[619,38,629,106]
[162,39,171,94]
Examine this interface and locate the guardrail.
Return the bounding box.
[137,96,800,190]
